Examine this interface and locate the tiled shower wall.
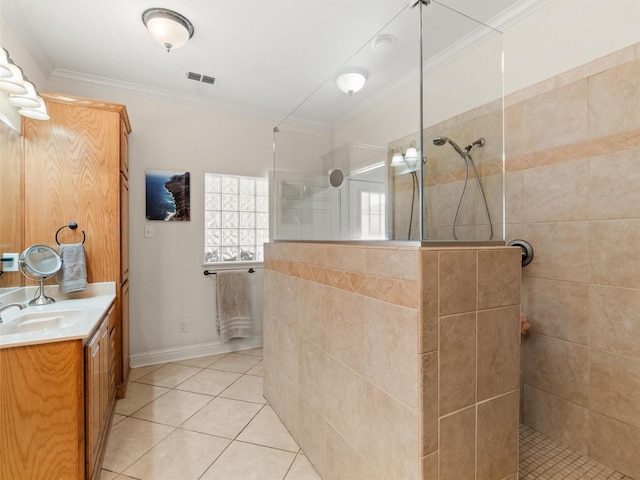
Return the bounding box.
[263,242,520,479]
[390,42,640,479]
[506,44,640,478]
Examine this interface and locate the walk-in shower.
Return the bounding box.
[432,135,492,240]
[271,0,504,243]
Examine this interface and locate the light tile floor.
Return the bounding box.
[100,348,321,480]
[519,424,634,480]
[103,350,634,480]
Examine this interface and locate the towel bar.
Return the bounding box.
[204,268,256,276]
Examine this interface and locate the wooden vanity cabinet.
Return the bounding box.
[0,307,115,480]
[22,92,132,397]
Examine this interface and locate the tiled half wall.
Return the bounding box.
[263,242,521,479]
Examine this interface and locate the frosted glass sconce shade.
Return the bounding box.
[8,80,41,108]
[0,64,27,95]
[19,97,50,120]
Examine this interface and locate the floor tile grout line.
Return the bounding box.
[109,360,273,479]
[114,354,631,480]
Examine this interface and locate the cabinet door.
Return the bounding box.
[100,320,110,431]
[121,280,130,387]
[85,315,111,480]
[120,174,129,283]
[85,327,101,476]
[120,121,129,178]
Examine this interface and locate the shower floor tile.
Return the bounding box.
[519,424,634,479]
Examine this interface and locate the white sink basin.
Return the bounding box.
[0,282,116,348]
[0,309,85,335]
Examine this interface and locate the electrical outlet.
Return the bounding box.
[1,253,19,272]
[144,224,154,238]
[179,318,188,333]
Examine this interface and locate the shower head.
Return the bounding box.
[432,136,465,158]
[464,137,486,153]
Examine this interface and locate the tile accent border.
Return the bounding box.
[264,257,419,310]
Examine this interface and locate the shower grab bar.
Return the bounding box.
[508,239,534,267]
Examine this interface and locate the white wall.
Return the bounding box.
[335,0,640,144]
[504,0,640,95]
[40,79,277,365]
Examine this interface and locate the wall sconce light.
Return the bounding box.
[7,80,40,108]
[142,8,195,53]
[335,67,368,96]
[0,64,28,95]
[391,143,426,172]
[0,47,49,120]
[0,48,12,78]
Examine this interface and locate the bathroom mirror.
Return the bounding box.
[0,119,23,291]
[19,245,62,305]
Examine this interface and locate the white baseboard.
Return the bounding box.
[130,336,263,368]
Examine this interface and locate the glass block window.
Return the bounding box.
[204,173,269,263]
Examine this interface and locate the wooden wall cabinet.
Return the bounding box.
[18,92,132,478]
[22,92,132,396]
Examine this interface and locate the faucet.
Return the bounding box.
[0,303,27,323]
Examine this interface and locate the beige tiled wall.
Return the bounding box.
[505,43,640,479]
[264,242,520,479]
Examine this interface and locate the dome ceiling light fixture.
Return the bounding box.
[335,67,368,96]
[142,8,194,53]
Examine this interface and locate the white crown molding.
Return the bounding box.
[486,0,554,30]
[48,68,285,123]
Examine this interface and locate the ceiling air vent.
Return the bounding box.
[186,71,216,86]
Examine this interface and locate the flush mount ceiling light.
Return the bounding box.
[335,67,368,96]
[142,8,194,53]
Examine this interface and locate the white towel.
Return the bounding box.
[216,271,253,341]
[57,243,88,293]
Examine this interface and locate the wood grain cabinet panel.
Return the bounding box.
[18,91,132,479]
[23,92,131,397]
[0,341,84,480]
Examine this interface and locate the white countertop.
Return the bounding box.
[0,282,116,349]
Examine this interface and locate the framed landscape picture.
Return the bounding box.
[145,169,191,221]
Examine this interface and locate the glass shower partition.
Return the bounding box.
[272,1,504,243]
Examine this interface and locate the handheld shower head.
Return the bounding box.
[432,136,465,158]
[464,137,486,153]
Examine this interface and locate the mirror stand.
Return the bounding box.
[29,276,56,305]
[18,245,63,306]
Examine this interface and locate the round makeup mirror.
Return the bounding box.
[328,168,345,188]
[19,245,62,305]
